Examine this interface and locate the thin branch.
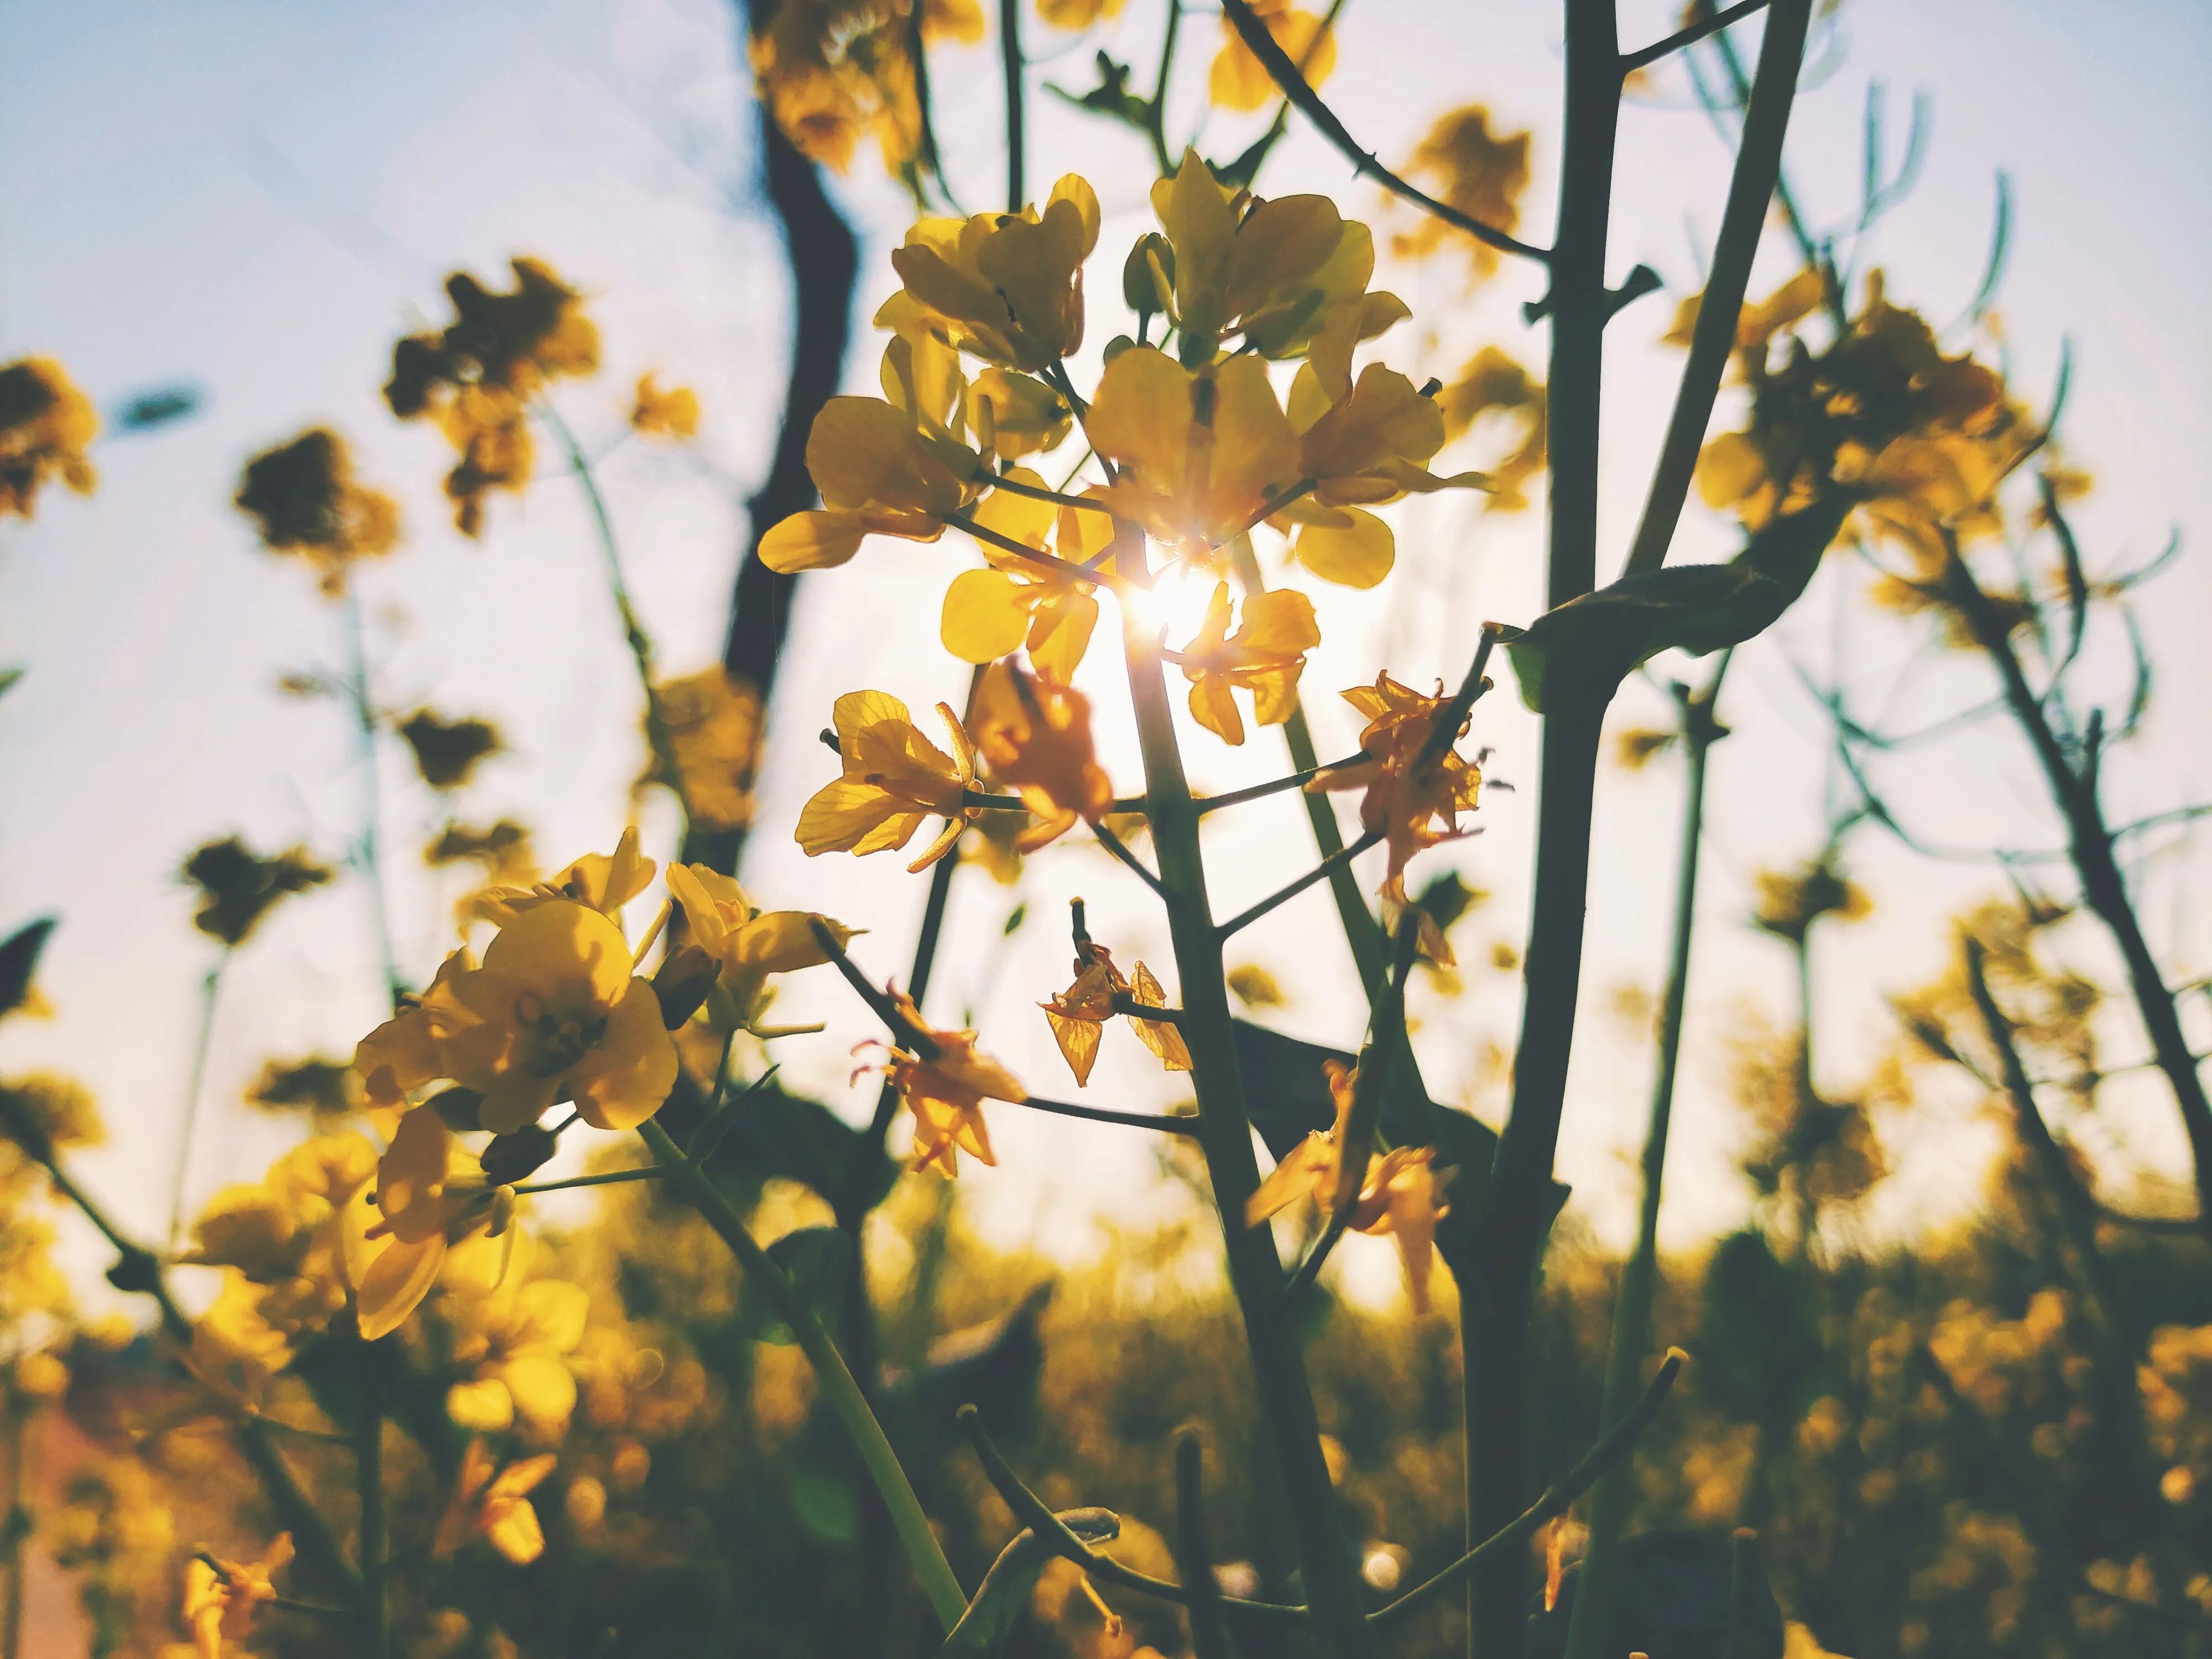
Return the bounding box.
[1193,757,1361,816]
[1217,0,1551,265]
[1015,1094,1202,1136]
[510,1167,664,1196]
[1215,830,1384,940]
[957,1405,1308,1624]
[998,0,1024,213]
[1093,818,1168,899]
[811,919,942,1060]
[1619,0,1775,73]
[1370,1350,1687,1627]
[987,470,1110,513]
[1620,0,1814,578]
[944,508,1125,592]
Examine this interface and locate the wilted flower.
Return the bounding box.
[867,993,1026,1176]
[1040,943,1191,1086]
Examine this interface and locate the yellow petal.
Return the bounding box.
[1245,1134,1334,1225]
[447,1377,517,1433]
[567,979,679,1131]
[1128,962,1192,1071]
[1044,1009,1104,1087]
[1088,346,1192,490]
[481,900,633,1013]
[759,509,869,573]
[1294,507,1395,587]
[941,567,1039,662]
[486,1494,547,1564]
[796,780,909,856]
[500,1352,580,1429]
[732,910,850,974]
[354,1230,446,1342]
[1026,588,1099,684]
[1189,675,1246,745]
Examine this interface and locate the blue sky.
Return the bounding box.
[2,0,2206,1306]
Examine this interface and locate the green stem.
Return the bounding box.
[542,403,695,829]
[999,0,1025,211]
[511,1167,664,1196]
[342,590,405,1009]
[1117,544,1371,1655]
[1561,668,1726,1659]
[1146,0,1184,175]
[1620,0,1813,580]
[166,953,228,1252]
[635,1119,967,1631]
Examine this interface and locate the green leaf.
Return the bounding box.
[940,1510,1122,1656]
[0,665,22,702]
[1504,496,1854,713]
[745,1227,851,1347]
[0,919,55,1019]
[711,1079,899,1214]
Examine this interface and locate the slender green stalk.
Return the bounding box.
[999,0,1024,211]
[635,1119,967,1632]
[1463,7,1621,1649]
[166,953,228,1251]
[542,403,695,828]
[1561,668,1728,1659]
[1146,0,1185,175]
[1620,0,1813,579]
[1117,542,1371,1655]
[511,1166,664,1196]
[342,589,405,1009]
[359,1400,388,1659]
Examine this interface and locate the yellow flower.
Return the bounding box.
[1245,1061,1452,1311]
[969,664,1114,851]
[630,373,700,439]
[884,176,1102,372]
[435,1441,559,1564]
[641,667,763,834]
[873,995,1026,1176]
[748,0,980,174]
[180,838,334,948]
[798,690,978,871]
[1208,0,1337,112]
[0,356,98,519]
[758,393,982,572]
[182,1533,293,1659]
[664,862,856,1030]
[345,1106,507,1339]
[1438,347,1547,512]
[1174,581,1318,744]
[473,825,658,928]
[385,258,599,537]
[1040,948,1191,1085]
[440,900,679,1134]
[182,1136,377,1343]
[445,1273,591,1437]
[1392,106,1532,281]
[940,481,1106,680]
[234,427,400,595]
[1035,0,1123,28]
[1089,348,1300,558]
[1291,361,1485,507]
[1309,675,1482,925]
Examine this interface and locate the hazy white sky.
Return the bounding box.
[2,0,2206,1307]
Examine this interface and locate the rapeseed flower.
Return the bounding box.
[664,862,855,1031]
[940,481,1107,679]
[435,1441,559,1564]
[0,356,97,519]
[630,373,700,439]
[885,176,1102,371]
[1174,581,1318,744]
[797,690,978,870]
[233,426,400,595]
[180,838,333,948]
[1040,947,1190,1086]
[182,1534,292,1659]
[758,392,982,572]
[1392,106,1532,281]
[970,663,1114,850]
[870,994,1026,1176]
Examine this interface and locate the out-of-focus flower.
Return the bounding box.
[868,993,1025,1176]
[1754,858,1872,943]
[1174,582,1318,745]
[1227,963,1285,1008]
[971,664,1114,850]
[642,668,762,834]
[180,838,333,948]
[246,1056,363,1119]
[345,1107,506,1339]
[182,1533,292,1659]
[435,1441,559,1564]
[384,258,599,536]
[1392,107,1532,281]
[1035,0,1122,26]
[234,427,400,594]
[446,1272,592,1437]
[1208,0,1337,111]
[749,0,983,174]
[399,710,504,791]
[1438,347,1546,512]
[630,373,700,439]
[797,690,978,871]
[0,356,97,519]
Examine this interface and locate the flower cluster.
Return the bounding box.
[0,356,98,520]
[234,426,401,594]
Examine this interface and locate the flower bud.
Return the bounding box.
[481,1125,558,1185]
[1123,233,1173,320]
[652,943,720,1029]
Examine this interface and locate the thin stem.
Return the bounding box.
[1117,532,1373,1652]
[1215,830,1384,940]
[1704,11,1840,324]
[510,1166,664,1196]
[342,589,405,1008]
[813,920,942,1060]
[1620,0,1814,579]
[0,1094,362,1603]
[906,0,952,206]
[637,1119,968,1631]
[999,0,1024,212]
[957,1404,1307,1625]
[166,954,228,1253]
[943,509,1125,592]
[1194,757,1360,816]
[1371,1350,1687,1627]
[985,471,1110,513]
[1619,0,1774,72]
[1015,1094,1201,1136]
[542,402,694,827]
[1146,0,1185,176]
[1217,0,1550,265]
[1561,667,1727,1659]
[1093,818,1167,899]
